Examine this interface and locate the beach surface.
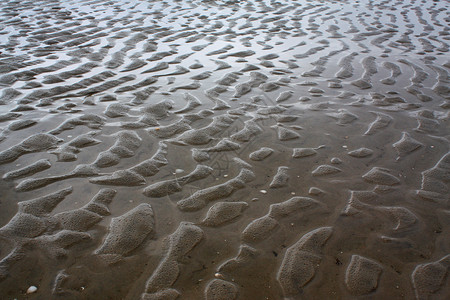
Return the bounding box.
[0,0,449,299]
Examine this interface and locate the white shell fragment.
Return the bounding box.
[27,286,38,294]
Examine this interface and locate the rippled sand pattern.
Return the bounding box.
[0,0,449,299]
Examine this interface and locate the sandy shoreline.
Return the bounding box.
[0,0,449,299]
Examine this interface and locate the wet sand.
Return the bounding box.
[0,0,449,299]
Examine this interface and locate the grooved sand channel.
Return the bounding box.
[0,0,449,299]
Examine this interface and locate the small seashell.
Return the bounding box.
[27,286,37,294]
[260,189,267,194]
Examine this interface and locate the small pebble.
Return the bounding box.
[27,286,37,294]
[260,189,267,194]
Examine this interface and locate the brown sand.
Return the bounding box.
[0,0,449,299]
